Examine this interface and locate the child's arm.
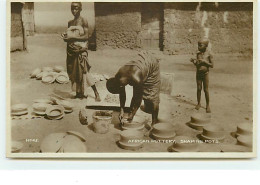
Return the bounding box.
[190,58,198,66]
[65,19,89,42]
[200,55,213,68]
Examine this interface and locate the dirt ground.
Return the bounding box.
[10,34,253,153]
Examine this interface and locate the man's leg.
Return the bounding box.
[203,73,211,113]
[143,99,159,137]
[196,73,202,110]
[151,101,159,126]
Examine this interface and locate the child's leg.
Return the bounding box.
[91,85,101,102]
[85,72,101,102]
[203,73,211,113]
[196,73,202,110]
[76,82,84,99]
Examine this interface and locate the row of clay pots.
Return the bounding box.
[11,98,74,120]
[30,66,69,84]
[187,112,253,148]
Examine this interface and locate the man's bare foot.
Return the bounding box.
[206,106,211,113]
[95,95,101,102]
[195,104,201,110]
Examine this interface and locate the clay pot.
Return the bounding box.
[168,136,199,152]
[187,112,211,131]
[118,130,144,150]
[150,123,176,140]
[121,115,146,131]
[92,111,113,134]
[235,123,253,137]
[237,135,252,148]
[198,124,225,142]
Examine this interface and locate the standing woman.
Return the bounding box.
[62,2,101,101]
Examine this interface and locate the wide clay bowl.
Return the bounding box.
[202,124,225,139]
[42,73,56,84]
[42,67,53,72]
[58,100,74,113]
[11,104,28,112]
[66,130,86,142]
[151,123,176,138]
[40,133,67,153]
[54,66,65,73]
[46,105,64,120]
[121,115,146,130]
[32,103,50,115]
[30,68,41,78]
[36,72,48,80]
[33,98,53,104]
[11,104,28,116]
[236,123,253,136]
[60,135,87,153]
[190,112,211,125]
[237,135,252,148]
[56,73,69,84]
[168,136,199,152]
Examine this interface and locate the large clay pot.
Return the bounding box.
[92,110,113,134]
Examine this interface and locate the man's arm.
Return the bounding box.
[128,85,143,121]
[118,87,126,122]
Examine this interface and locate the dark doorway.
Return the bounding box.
[141,3,164,51]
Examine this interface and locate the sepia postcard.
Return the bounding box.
[6,0,257,158]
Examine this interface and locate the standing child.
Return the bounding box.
[190,38,214,113]
[61,2,101,101]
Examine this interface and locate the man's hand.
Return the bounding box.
[118,109,124,123]
[127,112,134,121]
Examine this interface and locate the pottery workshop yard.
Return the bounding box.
[8,2,254,157]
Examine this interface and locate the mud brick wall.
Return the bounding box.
[163,2,253,55]
[22,2,35,36]
[95,3,142,49]
[11,2,25,51]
